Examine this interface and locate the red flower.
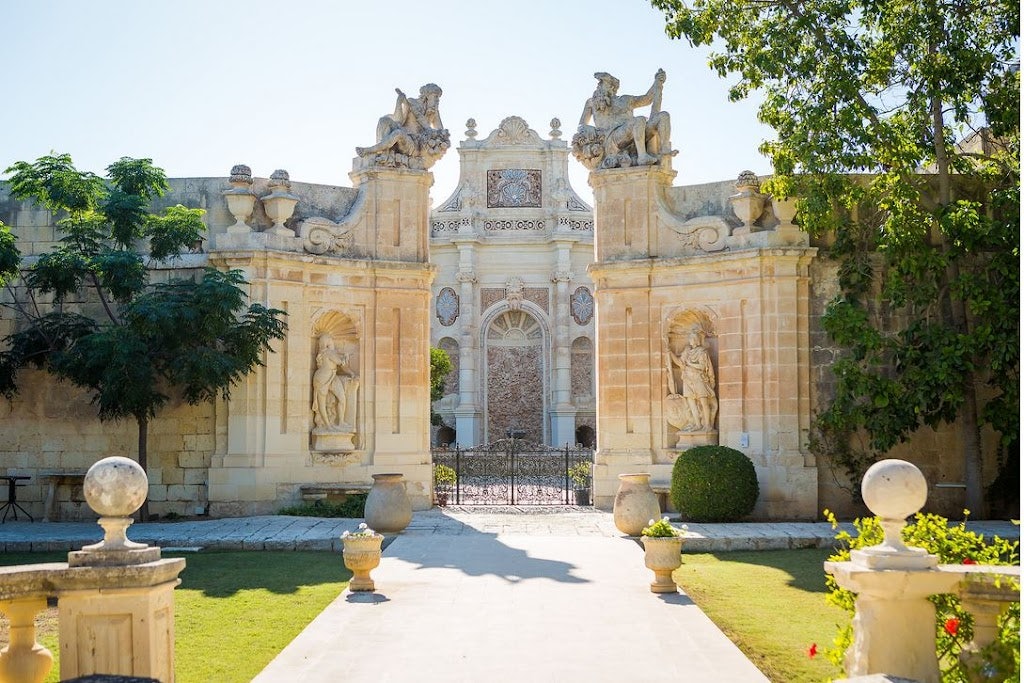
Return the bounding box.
[944,618,960,636]
[808,643,818,658]
[962,558,977,565]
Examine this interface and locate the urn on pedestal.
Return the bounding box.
[341,523,384,592]
[640,517,687,593]
[223,164,256,234]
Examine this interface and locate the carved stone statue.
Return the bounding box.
[311,334,359,435]
[356,83,450,170]
[666,325,718,435]
[572,70,672,170]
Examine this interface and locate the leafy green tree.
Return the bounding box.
[0,154,287,516]
[652,0,1019,512]
[429,345,453,426]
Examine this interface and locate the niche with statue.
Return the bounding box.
[310,311,361,452]
[663,310,719,449]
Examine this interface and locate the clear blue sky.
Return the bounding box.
[2,0,773,205]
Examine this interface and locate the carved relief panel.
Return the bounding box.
[664,311,718,448]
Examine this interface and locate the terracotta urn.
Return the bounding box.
[342,533,383,592]
[364,473,412,533]
[642,536,684,593]
[612,473,661,536]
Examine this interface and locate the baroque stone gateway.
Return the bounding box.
[0,72,987,521]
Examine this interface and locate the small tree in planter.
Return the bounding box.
[433,463,457,506]
[568,461,592,505]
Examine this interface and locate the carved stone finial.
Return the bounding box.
[229,164,253,184]
[269,169,291,192]
[549,118,562,139]
[466,118,478,139]
[735,170,761,190]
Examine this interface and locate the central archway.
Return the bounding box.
[484,309,545,443]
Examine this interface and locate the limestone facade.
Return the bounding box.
[428,116,596,447]
[0,86,996,521]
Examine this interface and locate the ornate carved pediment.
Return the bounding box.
[479,116,544,147]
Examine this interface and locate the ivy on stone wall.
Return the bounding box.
[652,0,1019,513]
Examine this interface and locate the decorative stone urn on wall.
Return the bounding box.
[729,170,765,235]
[262,169,299,237]
[223,164,256,234]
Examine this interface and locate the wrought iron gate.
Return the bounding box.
[431,439,594,505]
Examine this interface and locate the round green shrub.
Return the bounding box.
[670,445,759,522]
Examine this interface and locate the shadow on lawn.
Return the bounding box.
[167,550,349,597]
[704,548,834,593]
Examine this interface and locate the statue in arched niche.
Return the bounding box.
[311,332,360,451]
[665,317,718,447]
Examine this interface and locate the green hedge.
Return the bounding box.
[670,445,759,521]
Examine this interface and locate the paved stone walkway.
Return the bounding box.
[0,507,1015,554]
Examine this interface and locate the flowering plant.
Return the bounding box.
[342,522,381,540]
[641,517,686,538]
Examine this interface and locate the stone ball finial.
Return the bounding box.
[230,164,253,184]
[861,459,928,520]
[83,456,149,518]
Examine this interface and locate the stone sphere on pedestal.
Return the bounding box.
[861,459,927,520]
[83,456,149,517]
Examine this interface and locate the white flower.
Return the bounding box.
[358,522,368,530]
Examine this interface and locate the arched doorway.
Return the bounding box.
[484,309,545,443]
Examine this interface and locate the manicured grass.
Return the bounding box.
[0,551,349,683]
[674,548,847,682]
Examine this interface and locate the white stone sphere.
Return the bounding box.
[83,456,149,517]
[861,459,927,520]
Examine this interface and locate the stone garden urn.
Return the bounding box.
[642,536,684,593]
[364,473,412,533]
[612,473,661,536]
[341,526,384,592]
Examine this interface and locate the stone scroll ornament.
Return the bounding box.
[311,333,360,451]
[355,83,450,170]
[572,70,675,170]
[665,325,718,435]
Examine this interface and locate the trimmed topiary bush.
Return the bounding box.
[670,445,759,521]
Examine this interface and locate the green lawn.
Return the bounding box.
[674,548,847,682]
[0,551,349,683]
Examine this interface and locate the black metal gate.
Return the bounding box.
[431,439,594,506]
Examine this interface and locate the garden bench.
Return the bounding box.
[650,480,672,513]
[299,483,372,502]
[40,471,87,522]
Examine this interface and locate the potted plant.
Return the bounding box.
[433,463,457,507]
[568,461,592,506]
[640,517,687,593]
[341,523,383,592]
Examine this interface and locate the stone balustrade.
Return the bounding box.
[827,459,1020,683]
[0,457,185,683]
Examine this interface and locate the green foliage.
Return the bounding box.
[0,154,288,476]
[433,463,457,487]
[429,345,453,426]
[641,517,683,538]
[567,460,592,488]
[825,510,1020,681]
[670,445,759,522]
[651,0,1019,509]
[0,222,20,287]
[429,345,452,403]
[278,494,368,518]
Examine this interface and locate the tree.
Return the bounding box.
[0,154,288,517]
[429,345,453,426]
[652,0,1019,512]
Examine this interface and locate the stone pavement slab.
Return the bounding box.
[253,533,771,683]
